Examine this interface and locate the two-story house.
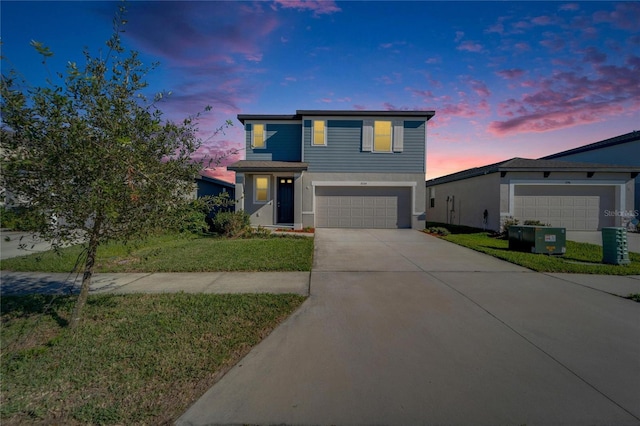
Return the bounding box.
[227,110,435,230]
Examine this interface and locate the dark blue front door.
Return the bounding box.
[277,178,294,223]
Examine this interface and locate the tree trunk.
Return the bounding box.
[70,222,101,330]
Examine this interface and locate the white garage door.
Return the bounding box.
[315,187,411,228]
[513,185,615,231]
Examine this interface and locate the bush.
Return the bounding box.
[425,222,484,235]
[168,199,210,235]
[0,206,48,231]
[523,220,550,226]
[427,226,450,236]
[211,210,251,237]
[499,217,519,239]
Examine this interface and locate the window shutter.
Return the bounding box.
[393,120,404,152]
[249,124,254,148]
[362,120,373,152]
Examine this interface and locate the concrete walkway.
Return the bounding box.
[177,229,640,426]
[0,271,310,296]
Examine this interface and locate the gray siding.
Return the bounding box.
[303,120,425,173]
[245,123,302,161]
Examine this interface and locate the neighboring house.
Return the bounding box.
[192,175,235,217]
[425,157,639,232]
[227,110,435,230]
[195,175,235,200]
[541,130,640,215]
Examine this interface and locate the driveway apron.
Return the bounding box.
[177,229,640,426]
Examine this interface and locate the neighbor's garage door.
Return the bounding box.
[315,186,411,228]
[514,185,615,231]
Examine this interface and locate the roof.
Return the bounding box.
[542,130,640,160]
[426,157,640,186]
[196,175,235,189]
[237,109,436,124]
[227,160,309,173]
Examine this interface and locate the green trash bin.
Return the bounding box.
[602,227,630,265]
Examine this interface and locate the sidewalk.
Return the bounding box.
[0,271,310,296]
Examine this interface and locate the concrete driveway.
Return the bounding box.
[0,231,53,260]
[177,229,640,426]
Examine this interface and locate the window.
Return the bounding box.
[312,120,326,146]
[374,120,392,152]
[429,187,435,208]
[363,119,404,152]
[254,176,269,203]
[252,123,265,149]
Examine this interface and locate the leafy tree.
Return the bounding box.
[0,6,228,328]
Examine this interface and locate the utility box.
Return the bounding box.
[508,225,566,255]
[602,227,630,265]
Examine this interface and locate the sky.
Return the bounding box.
[2,1,639,183]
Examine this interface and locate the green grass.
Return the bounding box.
[442,232,640,275]
[1,292,306,425]
[0,233,314,273]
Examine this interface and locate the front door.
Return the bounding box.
[277,178,294,223]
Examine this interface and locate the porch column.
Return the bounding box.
[294,172,303,230]
[235,173,245,212]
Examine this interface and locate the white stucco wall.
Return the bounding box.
[426,173,501,231]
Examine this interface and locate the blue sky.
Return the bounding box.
[2,1,639,182]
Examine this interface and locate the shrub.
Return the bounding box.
[0,206,48,231]
[167,199,210,235]
[211,210,251,237]
[427,226,450,236]
[523,220,550,226]
[499,217,519,239]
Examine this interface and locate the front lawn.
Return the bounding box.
[442,232,640,275]
[0,233,314,272]
[1,292,305,425]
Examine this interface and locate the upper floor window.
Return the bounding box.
[252,123,265,149]
[312,120,326,146]
[362,119,404,153]
[374,121,392,152]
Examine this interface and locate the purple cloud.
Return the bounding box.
[489,54,640,135]
[583,47,606,65]
[457,40,484,53]
[272,0,341,16]
[468,79,491,98]
[593,2,640,31]
[531,15,558,26]
[539,32,566,51]
[496,69,526,80]
[376,72,403,85]
[559,3,580,12]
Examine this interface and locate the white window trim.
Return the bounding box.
[312,120,327,146]
[251,123,266,149]
[254,175,270,204]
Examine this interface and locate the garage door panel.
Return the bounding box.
[513,186,617,231]
[315,186,411,229]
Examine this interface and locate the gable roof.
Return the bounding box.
[426,157,640,186]
[196,175,235,189]
[541,130,640,160]
[237,109,436,124]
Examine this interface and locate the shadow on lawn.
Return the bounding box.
[1,294,73,328]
